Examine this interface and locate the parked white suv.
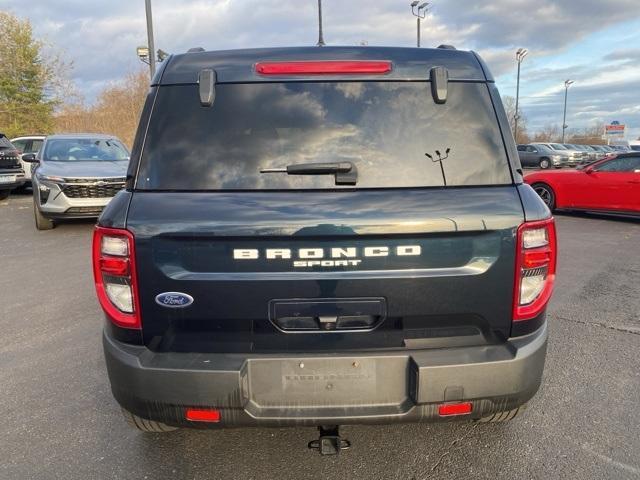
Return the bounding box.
[11,135,46,186]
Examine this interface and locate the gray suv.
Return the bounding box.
[24,134,129,230]
[517,144,568,169]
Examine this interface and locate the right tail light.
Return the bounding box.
[513,218,557,322]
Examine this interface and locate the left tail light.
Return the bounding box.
[513,218,557,322]
[92,226,141,329]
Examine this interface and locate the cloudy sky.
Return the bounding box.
[2,0,640,140]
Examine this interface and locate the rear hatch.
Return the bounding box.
[127,59,523,353]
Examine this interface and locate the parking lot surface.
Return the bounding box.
[1,191,639,480]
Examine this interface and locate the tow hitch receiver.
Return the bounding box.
[308,426,351,455]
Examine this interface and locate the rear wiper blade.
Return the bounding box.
[260,161,357,185]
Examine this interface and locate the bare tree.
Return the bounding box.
[568,124,606,145]
[55,70,149,148]
[532,124,562,143]
[502,95,529,143]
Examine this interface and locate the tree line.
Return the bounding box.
[0,11,146,147]
[0,11,630,149]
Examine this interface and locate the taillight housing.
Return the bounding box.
[513,218,557,322]
[92,226,141,329]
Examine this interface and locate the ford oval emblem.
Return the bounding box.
[155,292,194,308]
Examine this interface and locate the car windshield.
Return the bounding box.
[43,138,129,162]
[550,144,567,150]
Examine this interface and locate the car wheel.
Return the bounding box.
[121,408,178,433]
[33,201,55,230]
[531,183,555,211]
[477,403,527,423]
[538,158,551,169]
[0,190,10,201]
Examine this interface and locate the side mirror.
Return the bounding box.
[21,153,38,162]
[584,166,594,174]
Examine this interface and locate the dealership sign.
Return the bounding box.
[605,122,625,138]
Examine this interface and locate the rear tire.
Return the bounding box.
[0,190,9,200]
[33,201,55,230]
[121,408,178,433]
[538,158,551,169]
[478,403,527,423]
[531,183,555,211]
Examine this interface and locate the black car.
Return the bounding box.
[94,46,556,453]
[0,134,25,200]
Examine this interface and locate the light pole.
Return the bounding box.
[562,79,574,143]
[316,0,325,46]
[410,2,430,48]
[144,0,156,78]
[514,48,528,143]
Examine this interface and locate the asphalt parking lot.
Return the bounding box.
[1,191,639,480]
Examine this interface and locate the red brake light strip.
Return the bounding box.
[255,60,392,75]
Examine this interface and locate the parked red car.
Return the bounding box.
[525,153,640,217]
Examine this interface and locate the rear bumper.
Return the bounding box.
[0,171,26,190]
[103,322,548,428]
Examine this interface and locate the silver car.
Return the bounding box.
[23,134,129,230]
[533,143,585,167]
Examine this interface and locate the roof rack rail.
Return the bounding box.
[187,47,205,53]
[437,44,456,50]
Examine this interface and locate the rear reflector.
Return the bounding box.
[185,408,221,423]
[438,402,473,417]
[255,60,392,75]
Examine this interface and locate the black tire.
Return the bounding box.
[0,190,10,201]
[121,408,178,433]
[531,182,555,211]
[33,201,55,230]
[538,157,551,169]
[477,403,527,423]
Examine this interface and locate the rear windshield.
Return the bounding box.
[137,82,512,190]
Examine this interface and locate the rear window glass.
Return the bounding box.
[137,82,512,190]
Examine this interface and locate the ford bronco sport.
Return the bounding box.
[94,46,556,454]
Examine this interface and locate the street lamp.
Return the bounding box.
[514,48,528,143]
[136,46,150,65]
[562,79,575,143]
[410,2,430,48]
[144,0,156,78]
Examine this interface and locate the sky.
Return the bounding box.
[2,0,639,140]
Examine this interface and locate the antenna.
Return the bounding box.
[317,0,325,46]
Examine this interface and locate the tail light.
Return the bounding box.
[92,226,141,329]
[513,218,557,321]
[255,60,392,75]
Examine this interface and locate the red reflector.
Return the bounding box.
[185,408,221,423]
[255,60,392,75]
[99,257,129,276]
[438,402,473,416]
[522,249,552,268]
